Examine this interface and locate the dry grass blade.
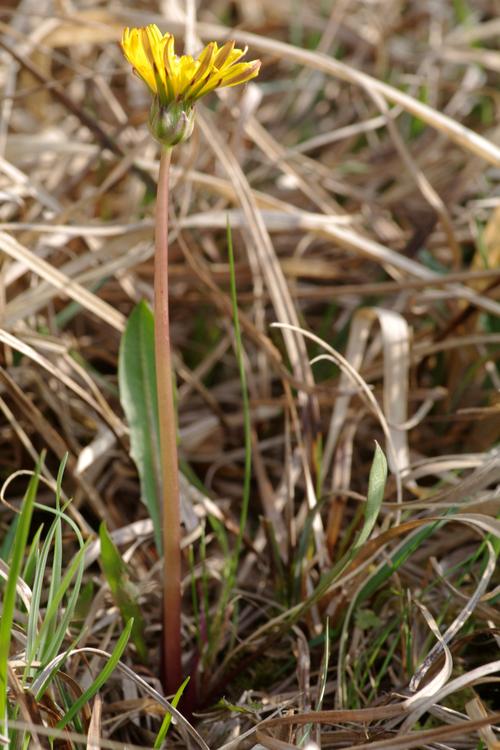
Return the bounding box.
[410,540,497,692]
[322,308,411,484]
[86,695,102,750]
[466,697,500,750]
[401,660,500,732]
[0,231,125,331]
[0,329,122,435]
[405,602,453,704]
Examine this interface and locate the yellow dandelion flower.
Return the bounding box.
[121,25,261,146]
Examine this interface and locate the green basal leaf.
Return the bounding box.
[119,300,163,553]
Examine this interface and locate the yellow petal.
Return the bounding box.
[192,42,216,85]
[219,60,261,87]
[213,41,236,69]
[144,24,168,96]
[218,46,248,72]
[121,27,157,93]
[163,34,176,80]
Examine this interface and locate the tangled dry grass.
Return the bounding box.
[0,0,499,748]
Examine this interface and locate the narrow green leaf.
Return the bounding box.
[309,443,387,607]
[205,220,252,667]
[226,219,252,580]
[0,457,42,727]
[43,547,86,665]
[99,522,148,662]
[0,516,18,563]
[153,676,190,748]
[99,522,125,583]
[49,453,68,604]
[316,617,329,712]
[73,580,94,622]
[22,525,43,588]
[119,300,162,553]
[30,494,87,667]
[56,618,133,729]
[353,441,387,551]
[34,541,89,664]
[26,524,56,665]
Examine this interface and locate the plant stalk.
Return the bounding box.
[154,147,182,694]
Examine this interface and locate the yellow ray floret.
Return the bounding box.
[121,25,261,105]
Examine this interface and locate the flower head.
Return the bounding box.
[121,25,261,146]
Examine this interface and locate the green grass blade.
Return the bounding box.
[226,219,252,582]
[188,545,202,655]
[309,443,387,607]
[47,454,67,611]
[43,554,85,666]
[22,524,43,589]
[119,300,163,553]
[153,675,190,748]
[25,525,56,666]
[0,457,42,727]
[204,220,252,668]
[200,525,211,649]
[34,541,88,663]
[353,441,387,552]
[56,618,133,729]
[30,494,86,666]
[357,519,443,604]
[316,617,329,712]
[0,516,18,564]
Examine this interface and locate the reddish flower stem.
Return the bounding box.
[154,147,182,694]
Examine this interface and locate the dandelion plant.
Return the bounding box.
[121,25,260,694]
